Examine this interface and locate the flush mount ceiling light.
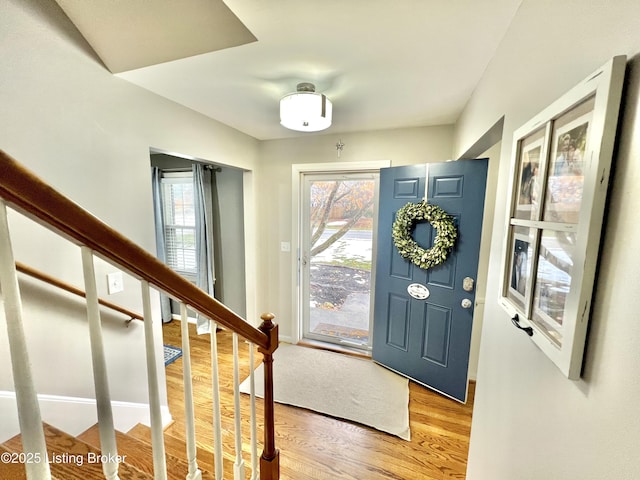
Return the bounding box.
[280,82,332,132]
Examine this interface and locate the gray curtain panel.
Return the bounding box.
[193,163,217,334]
[150,166,172,323]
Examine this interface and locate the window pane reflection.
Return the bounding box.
[543,97,594,224]
[532,230,576,347]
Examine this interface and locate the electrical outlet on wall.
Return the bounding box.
[107,271,124,294]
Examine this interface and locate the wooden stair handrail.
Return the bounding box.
[15,261,144,322]
[0,149,272,350]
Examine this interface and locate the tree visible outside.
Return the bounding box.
[308,179,376,345]
[310,180,374,257]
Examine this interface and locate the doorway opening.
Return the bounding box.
[300,171,380,351]
[150,152,248,326]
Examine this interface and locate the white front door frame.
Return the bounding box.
[290,160,390,343]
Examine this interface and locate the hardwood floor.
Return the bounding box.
[161,320,474,480]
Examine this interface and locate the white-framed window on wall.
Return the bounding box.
[160,171,198,282]
[499,56,626,379]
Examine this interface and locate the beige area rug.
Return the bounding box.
[239,343,410,440]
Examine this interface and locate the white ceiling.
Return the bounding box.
[55,0,523,140]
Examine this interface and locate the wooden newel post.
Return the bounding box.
[258,313,280,480]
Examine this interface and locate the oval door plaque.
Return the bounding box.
[407,283,430,300]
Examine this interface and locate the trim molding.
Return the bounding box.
[0,391,171,442]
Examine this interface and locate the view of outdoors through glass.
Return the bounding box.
[162,177,197,276]
[308,178,376,347]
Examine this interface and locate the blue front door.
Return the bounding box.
[372,160,488,402]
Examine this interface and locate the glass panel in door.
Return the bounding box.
[301,172,378,350]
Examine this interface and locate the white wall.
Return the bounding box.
[0,0,258,436]
[455,1,640,478]
[254,126,454,340]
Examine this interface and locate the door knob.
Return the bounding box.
[461,298,473,309]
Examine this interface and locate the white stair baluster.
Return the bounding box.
[0,201,51,480]
[210,321,224,479]
[249,344,259,480]
[80,246,120,480]
[180,303,202,480]
[140,281,168,480]
[232,333,246,480]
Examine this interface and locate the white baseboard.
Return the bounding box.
[0,391,172,443]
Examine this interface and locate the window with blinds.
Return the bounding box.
[161,172,197,280]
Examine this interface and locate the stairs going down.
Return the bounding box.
[0,423,216,479]
[0,150,280,480]
[0,444,28,480]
